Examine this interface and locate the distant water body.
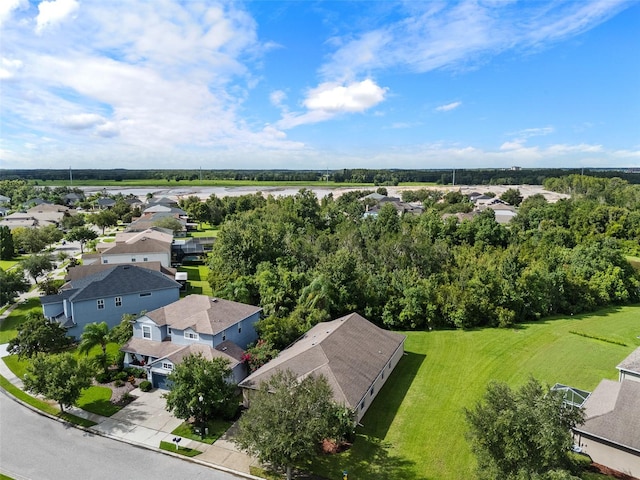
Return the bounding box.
[78,185,359,200]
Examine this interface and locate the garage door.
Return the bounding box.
[152,373,172,390]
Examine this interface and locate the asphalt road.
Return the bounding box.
[0,391,245,480]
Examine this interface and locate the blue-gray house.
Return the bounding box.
[121,295,262,388]
[40,264,181,338]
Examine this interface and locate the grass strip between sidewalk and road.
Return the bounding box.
[171,419,233,444]
[0,374,96,428]
[159,441,202,457]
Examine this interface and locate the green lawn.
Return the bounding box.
[171,418,233,444]
[0,374,96,428]
[0,255,27,271]
[76,385,122,416]
[159,441,202,457]
[309,304,640,480]
[179,265,213,297]
[0,298,43,343]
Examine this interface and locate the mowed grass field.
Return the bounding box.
[310,304,640,480]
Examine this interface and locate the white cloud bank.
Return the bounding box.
[36,0,79,34]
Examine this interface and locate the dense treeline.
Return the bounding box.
[2,168,639,185]
[207,181,640,349]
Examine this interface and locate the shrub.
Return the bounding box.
[96,372,111,383]
[114,379,124,387]
[114,371,128,381]
[137,369,147,378]
[139,380,152,392]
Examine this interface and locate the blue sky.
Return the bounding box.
[1,0,639,170]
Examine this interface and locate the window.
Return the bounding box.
[102,259,108,264]
[143,257,148,262]
[131,257,136,262]
[370,386,375,397]
[162,362,173,370]
[184,331,199,340]
[115,296,122,307]
[381,371,384,380]
[139,292,151,297]
[168,328,173,335]
[238,326,242,333]
[360,400,366,411]
[97,299,104,310]
[142,325,151,339]
[222,331,226,341]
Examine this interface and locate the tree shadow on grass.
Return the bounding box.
[361,351,426,439]
[307,435,430,480]
[303,351,428,480]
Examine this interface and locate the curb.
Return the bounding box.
[0,384,264,480]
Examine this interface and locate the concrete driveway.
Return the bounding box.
[91,388,183,449]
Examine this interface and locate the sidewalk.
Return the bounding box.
[0,342,263,479]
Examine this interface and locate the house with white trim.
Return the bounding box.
[121,295,262,389]
[573,347,640,478]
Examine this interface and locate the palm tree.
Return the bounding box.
[78,322,111,373]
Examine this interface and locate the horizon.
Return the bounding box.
[1,1,639,170]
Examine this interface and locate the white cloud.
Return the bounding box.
[96,122,120,138]
[304,79,386,113]
[60,113,106,129]
[319,1,628,80]
[0,0,28,26]
[276,79,387,129]
[435,101,462,112]
[36,0,79,34]
[270,90,287,107]
[0,57,23,80]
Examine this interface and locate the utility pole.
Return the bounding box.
[452,169,455,186]
[69,166,73,186]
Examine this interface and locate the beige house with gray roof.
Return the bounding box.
[573,347,640,478]
[239,313,406,422]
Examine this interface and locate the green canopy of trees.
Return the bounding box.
[7,313,73,358]
[234,370,350,480]
[465,377,585,479]
[206,180,640,348]
[163,354,238,438]
[23,352,94,412]
[20,253,54,284]
[0,268,29,305]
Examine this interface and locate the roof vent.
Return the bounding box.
[212,298,218,302]
[222,347,227,351]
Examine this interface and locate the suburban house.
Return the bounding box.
[361,193,424,218]
[1,212,38,230]
[40,264,181,338]
[63,192,85,206]
[121,295,262,388]
[0,203,72,230]
[96,197,116,209]
[83,228,173,268]
[239,313,406,422]
[572,347,640,478]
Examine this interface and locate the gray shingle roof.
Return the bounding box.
[67,264,180,301]
[617,347,640,376]
[239,313,406,410]
[145,294,262,335]
[575,379,640,452]
[101,237,171,255]
[122,338,240,369]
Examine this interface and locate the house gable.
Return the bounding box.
[239,313,406,421]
